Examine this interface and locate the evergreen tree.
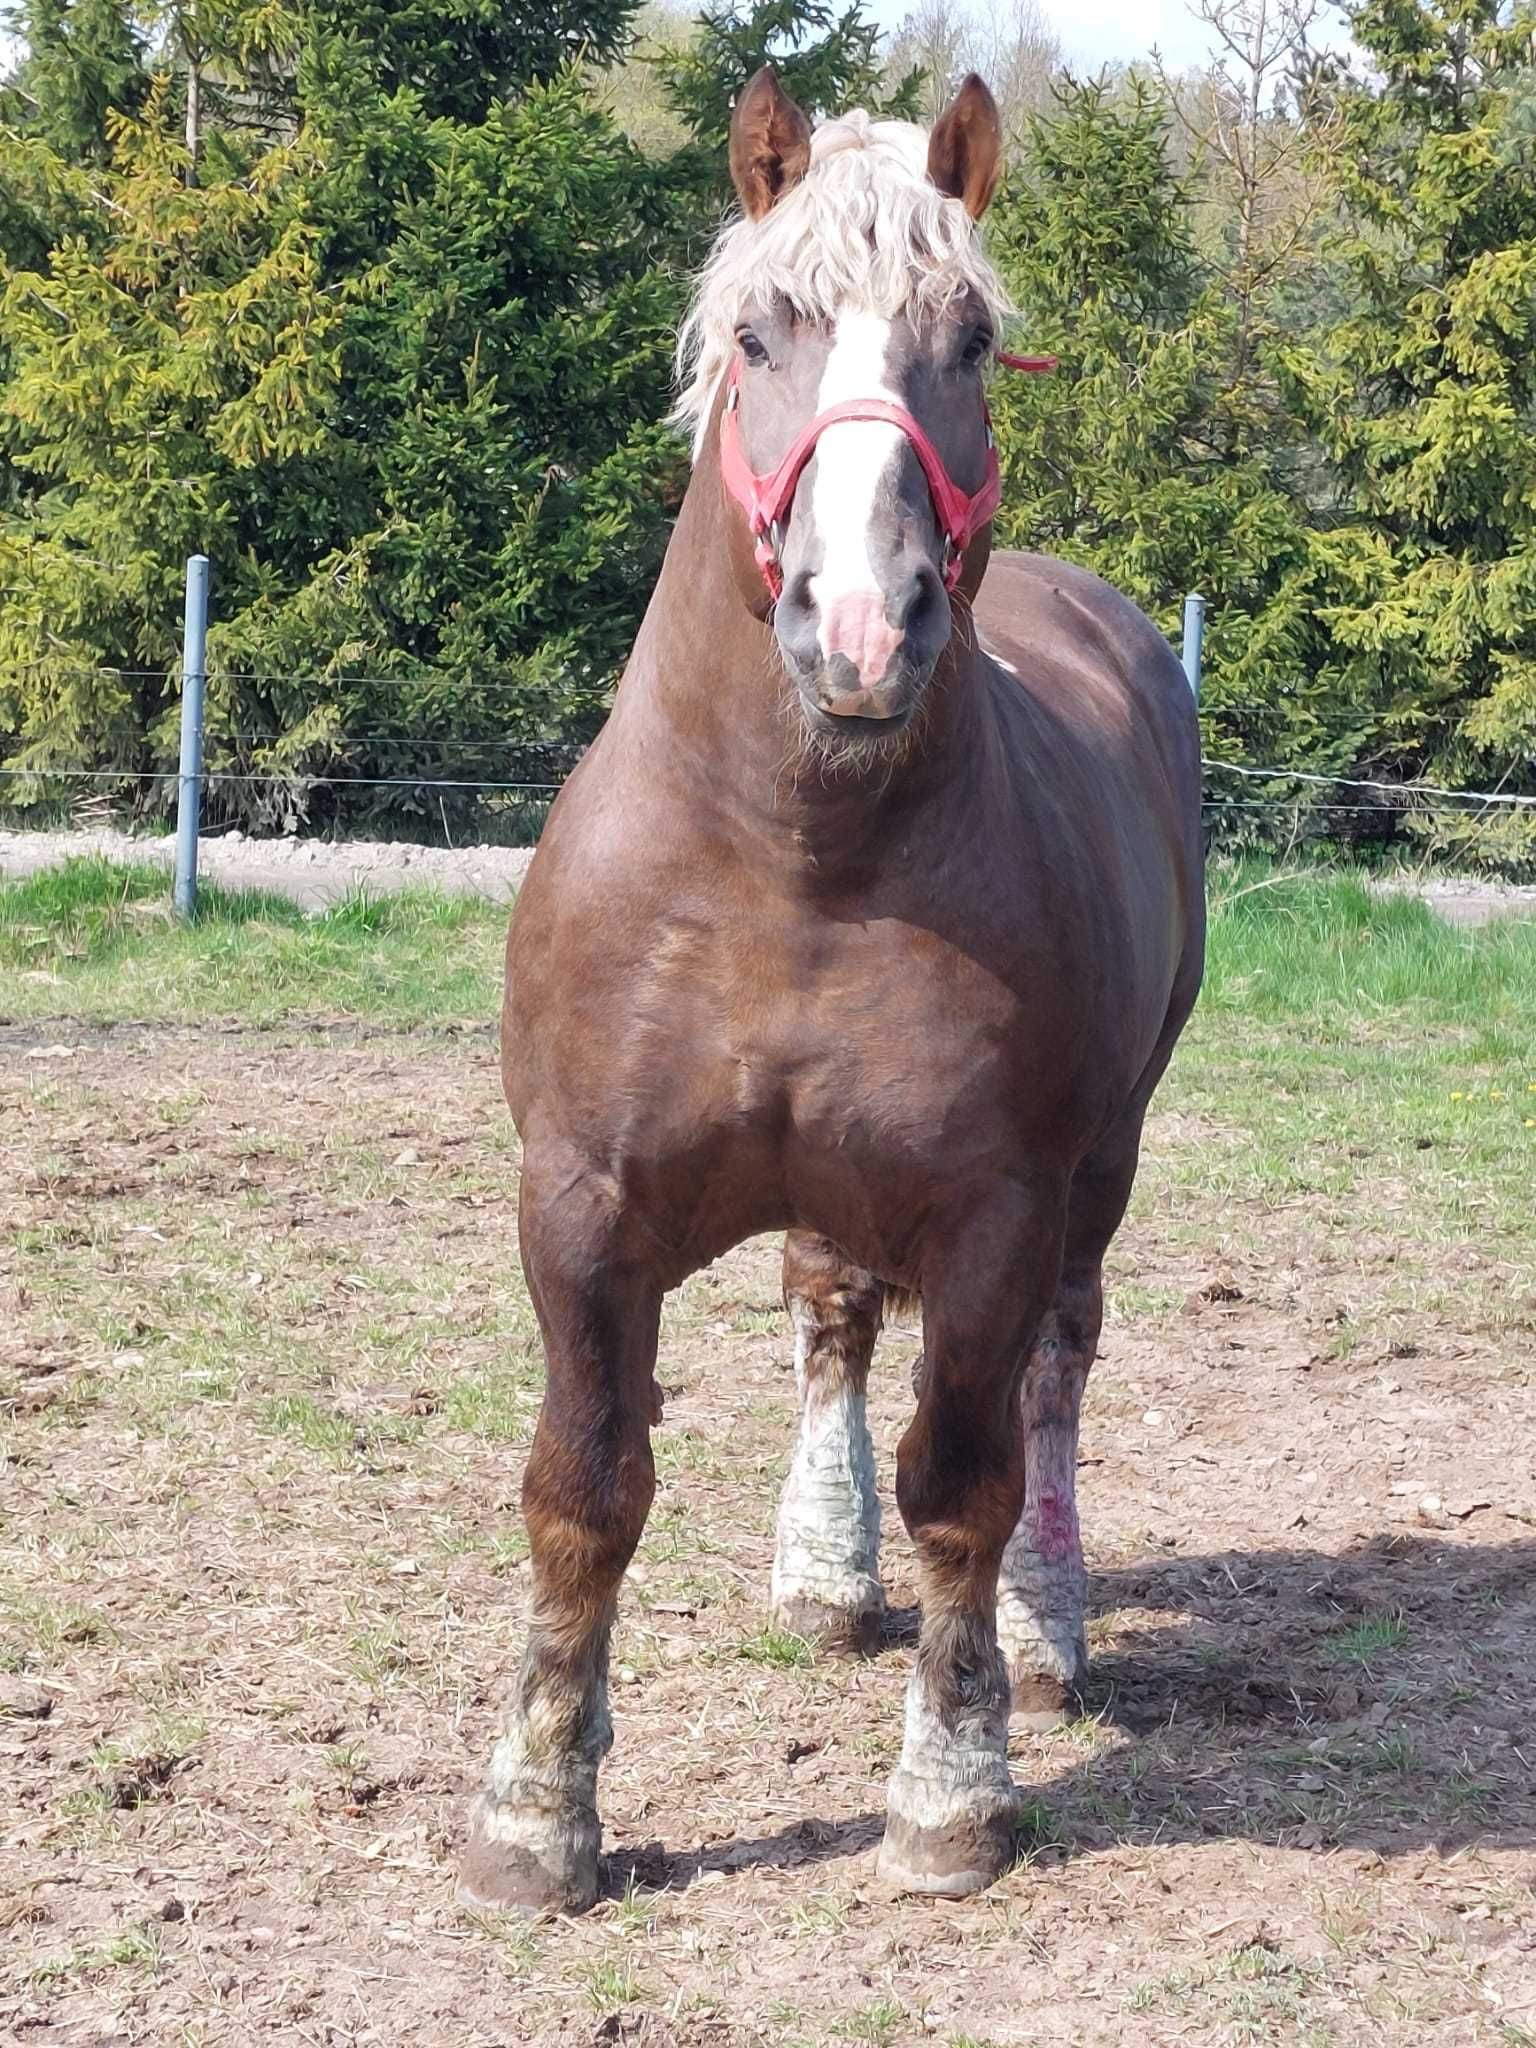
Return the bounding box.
[0,0,147,160]
[1277,0,1536,861]
[0,78,341,796]
[660,0,922,152]
[990,77,1327,771]
[0,1,690,826]
[303,0,640,124]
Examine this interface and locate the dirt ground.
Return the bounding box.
[2,1022,1534,2047]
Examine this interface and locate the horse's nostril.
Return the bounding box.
[780,566,814,612]
[896,565,944,631]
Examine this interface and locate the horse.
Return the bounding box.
[459,69,1205,1914]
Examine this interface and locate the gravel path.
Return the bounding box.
[0,826,535,911]
[1,825,1532,923]
[1368,872,1536,926]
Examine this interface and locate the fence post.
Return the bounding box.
[173,554,209,920]
[1180,591,1206,703]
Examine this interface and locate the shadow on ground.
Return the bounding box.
[603,1533,1536,1897]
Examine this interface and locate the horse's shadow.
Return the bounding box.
[605,1811,886,1895]
[607,1533,1536,1897]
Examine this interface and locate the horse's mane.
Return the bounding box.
[674,109,1016,455]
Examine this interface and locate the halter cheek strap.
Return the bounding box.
[717,352,1057,601]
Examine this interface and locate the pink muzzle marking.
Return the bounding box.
[717,353,1057,603]
[819,588,904,687]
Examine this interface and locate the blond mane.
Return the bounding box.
[674,109,1016,454]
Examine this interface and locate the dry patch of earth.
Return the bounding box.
[1,1027,1533,2046]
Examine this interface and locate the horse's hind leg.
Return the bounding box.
[771,1231,884,1655]
[998,1122,1143,1727]
[879,1185,1065,1897]
[460,1155,660,1915]
[997,1284,1097,1727]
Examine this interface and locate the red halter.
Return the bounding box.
[717,352,1058,601]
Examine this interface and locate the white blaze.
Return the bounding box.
[807,312,903,665]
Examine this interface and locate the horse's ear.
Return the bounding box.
[729,67,813,220]
[927,74,1002,219]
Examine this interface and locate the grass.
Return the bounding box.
[1324,1613,1412,1667]
[0,857,502,1026]
[5,852,1536,1080]
[736,1624,815,1669]
[580,1956,645,2015]
[1141,862,1536,1314]
[828,2002,909,2046]
[1203,863,1536,1038]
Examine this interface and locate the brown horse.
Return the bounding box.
[460,70,1204,1913]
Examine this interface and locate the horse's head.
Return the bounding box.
[678,70,1011,743]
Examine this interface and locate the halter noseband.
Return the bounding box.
[717,352,1058,601]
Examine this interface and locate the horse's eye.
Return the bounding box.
[960,330,994,369]
[738,331,770,367]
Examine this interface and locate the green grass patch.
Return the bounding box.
[6,852,1536,1051]
[4,855,1535,1291]
[736,1624,815,1669]
[1204,863,1536,1035]
[0,857,503,1026]
[1151,860,1536,1285]
[1323,1612,1411,1667]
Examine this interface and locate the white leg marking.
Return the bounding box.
[887,1639,1015,1833]
[771,1301,881,1622]
[460,1626,612,1908]
[997,1343,1088,1703]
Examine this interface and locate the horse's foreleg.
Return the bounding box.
[878,1189,1064,1897]
[771,1231,884,1655]
[459,1163,660,1916]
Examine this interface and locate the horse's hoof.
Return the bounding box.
[875,1799,1019,1898]
[457,1794,600,1916]
[772,1591,883,1658]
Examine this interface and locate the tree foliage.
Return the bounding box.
[989,78,1327,774]
[659,0,921,150]
[1277,0,1536,861]
[1,0,1534,863]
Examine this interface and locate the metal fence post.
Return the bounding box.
[1180,592,1206,703]
[173,554,209,919]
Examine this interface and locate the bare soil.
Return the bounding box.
[1,1026,1534,2046]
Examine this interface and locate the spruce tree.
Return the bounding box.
[659,0,922,152]
[1277,0,1536,861]
[990,78,1325,767]
[0,0,147,160]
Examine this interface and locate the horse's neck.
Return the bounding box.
[624,440,984,854]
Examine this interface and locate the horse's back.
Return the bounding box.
[976,551,1198,765]
[973,549,1205,1063]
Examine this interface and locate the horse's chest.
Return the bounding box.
[630,912,1021,1159]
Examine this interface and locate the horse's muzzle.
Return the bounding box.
[778,563,947,736]
[811,657,916,723]
[799,654,924,738]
